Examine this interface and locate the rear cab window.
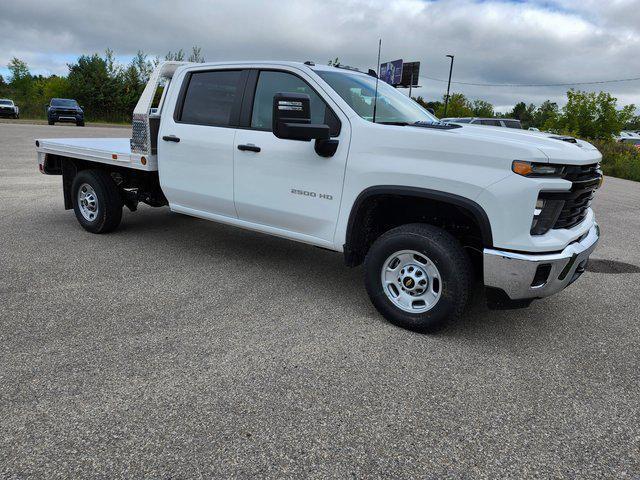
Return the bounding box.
[177,70,243,127]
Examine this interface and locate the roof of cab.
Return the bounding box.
[175,60,369,76]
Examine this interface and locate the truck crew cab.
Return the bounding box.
[36,61,602,332]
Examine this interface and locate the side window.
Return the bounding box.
[179,70,242,126]
[480,119,501,126]
[504,120,522,129]
[251,71,340,136]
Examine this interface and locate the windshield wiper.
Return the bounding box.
[376,121,410,126]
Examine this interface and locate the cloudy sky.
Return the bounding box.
[1,0,639,112]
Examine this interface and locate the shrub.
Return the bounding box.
[591,139,640,182]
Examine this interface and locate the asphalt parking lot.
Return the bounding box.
[1,122,639,478]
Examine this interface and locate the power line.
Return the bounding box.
[419,75,640,87]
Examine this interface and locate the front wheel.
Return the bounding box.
[71,170,123,233]
[76,120,85,127]
[364,223,472,333]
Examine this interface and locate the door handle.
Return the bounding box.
[237,144,261,153]
[162,135,180,143]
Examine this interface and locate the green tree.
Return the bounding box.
[472,99,494,118]
[187,46,205,63]
[624,115,640,131]
[550,90,635,140]
[7,57,32,97]
[43,75,71,100]
[533,100,558,129]
[67,54,116,120]
[165,49,185,61]
[438,93,473,118]
[509,101,536,129]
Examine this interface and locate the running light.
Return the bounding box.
[512,161,564,177]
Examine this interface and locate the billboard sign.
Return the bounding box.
[400,62,420,87]
[380,59,403,85]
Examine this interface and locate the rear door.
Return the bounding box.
[158,68,247,217]
[233,68,350,243]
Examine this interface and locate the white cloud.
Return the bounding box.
[1,0,639,110]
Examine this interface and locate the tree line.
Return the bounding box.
[0,47,205,123]
[414,91,639,140]
[1,49,639,139]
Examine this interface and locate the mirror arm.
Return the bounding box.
[315,138,339,157]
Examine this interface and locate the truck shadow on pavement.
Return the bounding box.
[115,207,620,338]
[586,258,640,274]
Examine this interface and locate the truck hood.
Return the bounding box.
[447,124,601,165]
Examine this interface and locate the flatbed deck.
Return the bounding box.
[36,137,158,171]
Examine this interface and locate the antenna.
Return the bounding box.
[372,39,381,124]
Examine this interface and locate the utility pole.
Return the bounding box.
[443,54,455,117]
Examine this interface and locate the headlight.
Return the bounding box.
[512,161,565,177]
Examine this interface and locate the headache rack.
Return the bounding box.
[130,61,189,156]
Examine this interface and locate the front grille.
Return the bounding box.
[562,163,601,185]
[545,163,602,230]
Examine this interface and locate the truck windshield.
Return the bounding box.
[316,70,438,125]
[51,99,78,107]
[0,100,12,105]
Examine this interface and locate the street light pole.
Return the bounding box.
[443,54,455,117]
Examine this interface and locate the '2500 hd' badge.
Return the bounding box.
[291,189,333,200]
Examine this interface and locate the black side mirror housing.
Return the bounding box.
[272,93,329,141]
[427,108,435,115]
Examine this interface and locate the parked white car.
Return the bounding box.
[35,61,602,332]
[0,98,19,118]
[441,117,522,129]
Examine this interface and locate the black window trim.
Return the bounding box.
[238,68,342,137]
[173,68,249,129]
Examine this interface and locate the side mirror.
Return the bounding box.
[272,93,329,141]
[427,108,435,115]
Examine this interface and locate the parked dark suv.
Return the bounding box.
[47,98,84,126]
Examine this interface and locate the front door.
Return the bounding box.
[158,68,245,218]
[234,69,350,243]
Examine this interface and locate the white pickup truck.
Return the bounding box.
[36,61,602,332]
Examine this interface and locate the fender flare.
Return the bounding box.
[343,185,494,264]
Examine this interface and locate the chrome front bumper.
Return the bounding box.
[483,224,599,300]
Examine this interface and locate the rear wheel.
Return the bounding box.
[71,170,123,233]
[364,223,472,332]
[76,120,85,127]
[48,120,54,125]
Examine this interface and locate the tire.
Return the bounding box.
[364,223,472,333]
[76,121,85,127]
[71,170,123,233]
[48,120,54,125]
